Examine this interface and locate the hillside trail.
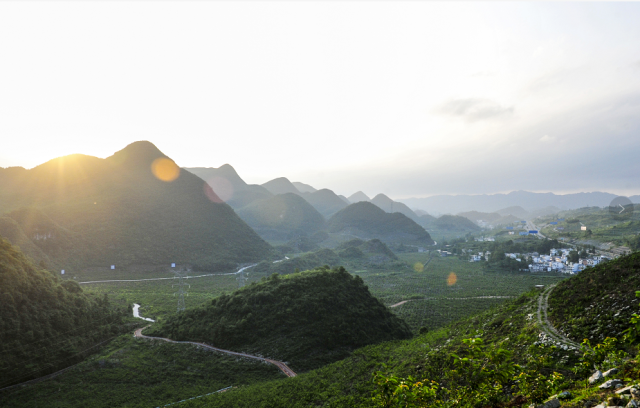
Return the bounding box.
[536,284,581,350]
[134,326,297,377]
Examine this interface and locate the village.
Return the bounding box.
[466,247,609,274]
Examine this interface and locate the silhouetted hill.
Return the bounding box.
[184,165,273,209]
[327,202,433,244]
[301,189,348,218]
[338,195,350,204]
[236,193,325,241]
[347,191,370,203]
[292,182,316,193]
[151,266,412,371]
[370,193,418,220]
[261,177,301,195]
[0,141,272,271]
[0,237,126,387]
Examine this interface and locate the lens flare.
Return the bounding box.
[151,158,180,182]
[205,177,234,203]
[413,262,424,272]
[447,272,457,286]
[204,183,224,203]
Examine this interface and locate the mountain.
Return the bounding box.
[292,181,317,193]
[0,141,272,271]
[150,266,412,372]
[0,237,126,387]
[236,193,326,241]
[398,190,622,215]
[347,191,370,203]
[326,202,433,244]
[495,205,529,219]
[301,189,349,218]
[370,193,418,220]
[261,177,301,195]
[183,165,272,209]
[458,210,521,227]
[432,214,481,232]
[337,195,350,204]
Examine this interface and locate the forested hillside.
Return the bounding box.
[548,251,640,343]
[0,141,273,271]
[150,266,412,372]
[236,193,326,241]
[0,237,127,388]
[327,202,433,244]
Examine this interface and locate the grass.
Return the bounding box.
[1,333,283,408]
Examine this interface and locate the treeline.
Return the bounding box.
[0,237,128,388]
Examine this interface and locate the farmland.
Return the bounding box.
[75,252,566,333]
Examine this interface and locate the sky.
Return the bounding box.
[1,1,640,200]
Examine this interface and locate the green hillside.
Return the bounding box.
[432,214,481,232]
[0,237,127,388]
[548,251,640,343]
[236,193,326,241]
[327,202,433,244]
[150,253,640,408]
[149,266,412,372]
[301,188,348,218]
[0,141,273,271]
[370,193,419,220]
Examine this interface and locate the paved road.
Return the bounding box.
[79,264,258,285]
[536,285,580,350]
[134,327,297,377]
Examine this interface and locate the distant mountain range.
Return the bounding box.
[0,142,272,271]
[397,191,640,217]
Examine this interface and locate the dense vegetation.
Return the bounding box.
[236,193,325,241]
[0,141,273,271]
[149,266,413,372]
[253,239,400,277]
[0,237,128,389]
[2,334,282,408]
[327,202,433,244]
[548,251,640,343]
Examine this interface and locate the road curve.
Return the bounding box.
[134,327,297,377]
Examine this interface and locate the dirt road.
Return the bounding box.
[134,327,297,377]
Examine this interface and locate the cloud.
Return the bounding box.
[539,135,555,143]
[435,98,514,122]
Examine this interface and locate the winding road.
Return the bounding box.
[536,284,580,349]
[134,326,297,377]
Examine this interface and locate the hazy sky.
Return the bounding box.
[1,2,639,199]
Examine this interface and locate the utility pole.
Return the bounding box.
[236,268,247,288]
[173,267,190,312]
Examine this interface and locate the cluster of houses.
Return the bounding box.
[474,236,495,242]
[523,248,606,274]
[467,247,609,274]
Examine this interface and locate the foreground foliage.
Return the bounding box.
[0,237,127,389]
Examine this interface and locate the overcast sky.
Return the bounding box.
[1,2,639,199]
